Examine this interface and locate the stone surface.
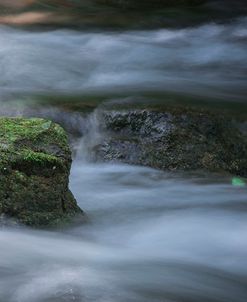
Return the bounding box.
[95,107,247,176]
[0,117,83,227]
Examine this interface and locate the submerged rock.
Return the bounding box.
[0,117,83,227]
[95,107,247,177]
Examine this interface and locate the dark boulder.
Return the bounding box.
[95,107,247,176]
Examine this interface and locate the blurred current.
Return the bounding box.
[0,162,247,302]
[0,17,247,102]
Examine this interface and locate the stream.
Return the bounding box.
[0,163,247,302]
[0,17,247,102]
[0,15,247,302]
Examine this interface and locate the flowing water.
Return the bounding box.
[0,16,247,302]
[0,162,247,302]
[0,18,247,102]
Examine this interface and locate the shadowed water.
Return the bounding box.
[0,162,247,302]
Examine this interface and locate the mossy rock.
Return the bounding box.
[95,107,247,177]
[0,117,83,227]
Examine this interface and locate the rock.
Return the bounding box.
[95,0,205,10]
[95,107,247,176]
[0,117,83,227]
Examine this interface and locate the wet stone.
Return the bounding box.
[95,107,247,177]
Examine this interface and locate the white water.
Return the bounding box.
[0,162,247,302]
[0,18,247,101]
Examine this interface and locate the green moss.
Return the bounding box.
[0,117,71,173]
[0,118,48,141]
[22,150,60,166]
[0,117,68,151]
